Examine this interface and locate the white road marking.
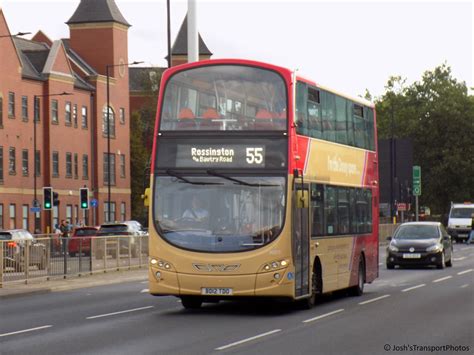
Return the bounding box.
[303,309,344,323]
[433,276,452,283]
[453,257,466,261]
[215,329,282,351]
[140,289,149,293]
[378,263,383,266]
[140,281,148,284]
[358,294,390,305]
[457,269,473,275]
[0,325,52,337]
[460,284,469,288]
[86,306,154,320]
[402,284,426,292]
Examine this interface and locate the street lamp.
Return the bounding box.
[0,31,31,38]
[105,61,143,222]
[33,91,72,232]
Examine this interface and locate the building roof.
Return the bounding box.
[66,0,130,27]
[170,15,212,56]
[129,67,165,92]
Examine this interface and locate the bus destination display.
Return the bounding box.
[176,144,266,168]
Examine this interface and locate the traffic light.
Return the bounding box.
[79,187,89,209]
[43,187,53,210]
[53,192,60,206]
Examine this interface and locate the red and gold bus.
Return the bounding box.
[148,59,379,309]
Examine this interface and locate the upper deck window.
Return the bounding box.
[160,65,287,131]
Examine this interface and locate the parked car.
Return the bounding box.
[386,222,453,269]
[95,221,146,258]
[68,226,99,257]
[0,229,47,271]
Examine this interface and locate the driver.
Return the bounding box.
[182,196,209,222]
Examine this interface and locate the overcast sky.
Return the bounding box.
[1,0,472,98]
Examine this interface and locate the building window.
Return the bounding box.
[120,202,126,222]
[74,153,78,179]
[22,204,29,230]
[102,106,115,137]
[22,96,28,121]
[53,205,59,229]
[9,204,16,229]
[34,96,40,122]
[66,152,72,178]
[52,151,59,177]
[82,154,89,179]
[22,149,28,176]
[103,153,116,185]
[120,154,126,178]
[9,147,16,175]
[73,104,78,127]
[66,205,73,224]
[0,96,3,126]
[52,99,58,124]
[8,92,15,118]
[81,106,88,128]
[35,150,41,177]
[0,204,3,230]
[65,101,72,125]
[119,108,125,124]
[74,205,79,225]
[104,202,116,223]
[0,146,3,181]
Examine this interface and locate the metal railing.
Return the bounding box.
[0,234,148,286]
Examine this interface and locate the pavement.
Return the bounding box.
[0,268,148,299]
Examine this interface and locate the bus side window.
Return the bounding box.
[325,186,337,235]
[296,81,308,135]
[307,87,322,139]
[311,184,324,236]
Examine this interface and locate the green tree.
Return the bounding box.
[376,64,474,214]
[130,68,162,224]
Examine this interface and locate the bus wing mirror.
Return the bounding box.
[141,187,151,207]
[296,190,308,209]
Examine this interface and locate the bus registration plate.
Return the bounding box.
[201,287,233,296]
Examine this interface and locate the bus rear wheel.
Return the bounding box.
[349,258,365,296]
[181,296,203,309]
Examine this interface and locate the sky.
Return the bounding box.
[1,0,472,99]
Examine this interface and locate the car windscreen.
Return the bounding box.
[75,229,98,237]
[0,233,12,240]
[450,208,474,219]
[394,225,439,240]
[97,225,129,235]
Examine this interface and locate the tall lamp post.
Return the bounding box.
[33,92,72,232]
[105,61,143,222]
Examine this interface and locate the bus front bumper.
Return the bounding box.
[149,267,294,298]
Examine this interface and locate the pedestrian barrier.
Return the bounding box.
[0,234,148,286]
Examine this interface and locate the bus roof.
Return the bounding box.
[162,58,374,109]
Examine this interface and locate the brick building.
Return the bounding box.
[0,0,132,232]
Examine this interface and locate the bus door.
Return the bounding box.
[293,183,310,297]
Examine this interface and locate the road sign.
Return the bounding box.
[90,198,98,208]
[397,203,407,211]
[30,207,41,213]
[413,166,421,196]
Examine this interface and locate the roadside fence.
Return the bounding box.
[0,234,148,286]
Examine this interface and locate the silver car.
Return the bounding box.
[1,229,47,271]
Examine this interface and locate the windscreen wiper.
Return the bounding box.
[206,170,277,187]
[165,169,222,185]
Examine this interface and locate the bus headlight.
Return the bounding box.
[150,258,175,271]
[260,259,290,272]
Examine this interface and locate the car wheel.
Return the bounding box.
[386,263,395,269]
[181,296,203,309]
[349,258,365,296]
[437,252,445,269]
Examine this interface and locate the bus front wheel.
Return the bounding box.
[181,296,203,309]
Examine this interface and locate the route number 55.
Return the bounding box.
[246,147,263,165]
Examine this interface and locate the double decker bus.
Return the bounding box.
[148,59,379,309]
